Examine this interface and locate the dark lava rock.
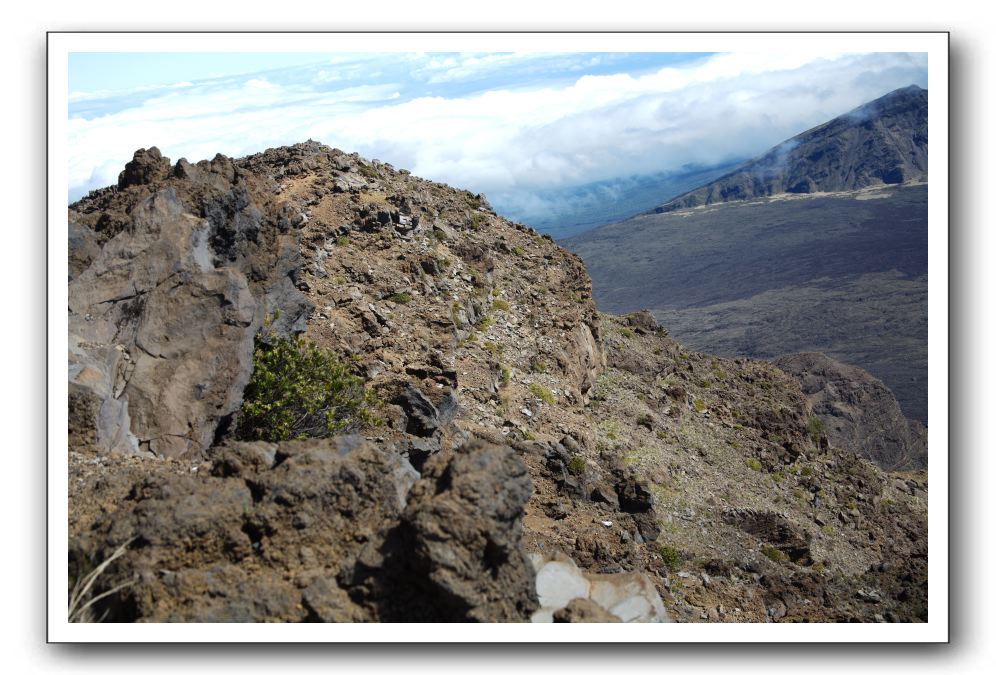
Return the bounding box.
[70,437,420,622]
[553,597,621,623]
[118,147,172,188]
[722,507,812,564]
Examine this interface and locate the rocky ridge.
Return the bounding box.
[654,85,927,212]
[68,143,927,623]
[775,352,928,471]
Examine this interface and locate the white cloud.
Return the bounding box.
[67,51,927,210]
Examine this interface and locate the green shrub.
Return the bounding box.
[530,358,547,374]
[476,315,493,331]
[483,341,499,354]
[358,164,380,179]
[335,235,349,247]
[746,458,762,472]
[387,292,412,305]
[237,334,379,442]
[762,545,787,563]
[807,416,825,445]
[511,245,525,257]
[620,328,634,338]
[529,383,555,405]
[499,366,512,387]
[491,298,510,311]
[658,544,682,572]
[566,455,586,476]
[693,399,706,413]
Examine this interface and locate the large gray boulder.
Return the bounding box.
[67,149,313,458]
[68,188,258,457]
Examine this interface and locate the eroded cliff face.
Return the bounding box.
[775,352,928,471]
[67,143,926,623]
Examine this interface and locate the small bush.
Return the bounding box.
[335,235,349,247]
[762,546,787,563]
[530,358,547,374]
[529,383,555,405]
[620,328,634,338]
[476,315,493,331]
[771,470,785,484]
[807,416,825,445]
[511,245,525,257]
[821,525,836,536]
[658,544,682,572]
[387,292,412,305]
[491,299,510,312]
[746,458,762,472]
[601,420,620,440]
[238,335,379,442]
[483,341,499,354]
[499,366,512,387]
[693,399,706,413]
[811,561,826,574]
[566,454,586,476]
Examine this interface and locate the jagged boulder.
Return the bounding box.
[70,437,419,622]
[401,441,539,621]
[68,149,314,458]
[118,147,172,188]
[68,189,259,457]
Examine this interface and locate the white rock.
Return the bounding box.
[535,561,590,609]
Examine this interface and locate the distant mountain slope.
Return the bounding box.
[655,85,927,213]
[567,185,928,423]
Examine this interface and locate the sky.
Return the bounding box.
[67,51,928,222]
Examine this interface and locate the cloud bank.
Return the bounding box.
[67,51,927,221]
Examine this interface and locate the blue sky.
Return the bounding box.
[67,51,927,218]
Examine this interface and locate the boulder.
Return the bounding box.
[118,147,172,188]
[68,189,258,457]
[401,442,539,621]
[69,437,419,622]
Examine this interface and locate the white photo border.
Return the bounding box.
[48,31,949,643]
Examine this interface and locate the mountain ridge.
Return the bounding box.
[66,142,928,623]
[652,85,927,213]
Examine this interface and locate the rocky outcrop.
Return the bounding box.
[68,149,312,458]
[775,352,927,470]
[400,442,539,621]
[118,147,172,188]
[656,85,927,212]
[69,437,541,622]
